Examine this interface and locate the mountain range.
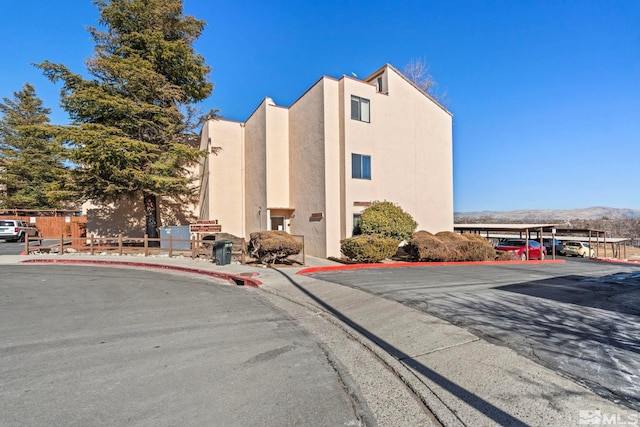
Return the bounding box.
[454,207,640,221]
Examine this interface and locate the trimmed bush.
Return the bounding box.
[359,201,417,241]
[406,231,496,262]
[460,234,499,261]
[248,231,302,265]
[405,231,455,262]
[340,235,399,263]
[495,250,517,261]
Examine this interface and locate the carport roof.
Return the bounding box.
[454,223,560,233]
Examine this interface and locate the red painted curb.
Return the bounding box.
[297,259,566,275]
[18,259,263,288]
[593,257,640,265]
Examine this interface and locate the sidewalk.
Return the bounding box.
[8,253,639,426]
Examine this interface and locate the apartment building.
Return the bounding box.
[198,64,453,258]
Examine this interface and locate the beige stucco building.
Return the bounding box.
[198,64,453,258]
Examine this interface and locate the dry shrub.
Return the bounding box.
[459,234,497,261]
[435,231,466,261]
[406,231,497,262]
[405,231,455,262]
[340,235,399,263]
[248,231,302,265]
[495,250,517,261]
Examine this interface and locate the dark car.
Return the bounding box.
[542,238,564,256]
[495,239,546,260]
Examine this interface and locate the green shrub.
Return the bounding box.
[359,201,417,241]
[340,235,399,263]
[248,231,302,265]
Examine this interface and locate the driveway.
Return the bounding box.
[0,265,361,426]
[306,258,640,410]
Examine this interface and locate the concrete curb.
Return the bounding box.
[297,259,566,275]
[18,258,263,288]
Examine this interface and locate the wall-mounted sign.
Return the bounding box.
[309,212,324,221]
[190,224,222,233]
[197,219,219,225]
[353,201,371,207]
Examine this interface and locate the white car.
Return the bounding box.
[0,219,40,242]
[563,241,595,258]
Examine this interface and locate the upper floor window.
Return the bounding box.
[350,95,370,122]
[352,153,371,180]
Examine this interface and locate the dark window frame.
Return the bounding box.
[350,95,370,123]
[352,153,371,180]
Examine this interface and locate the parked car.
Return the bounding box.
[495,239,546,260]
[0,219,40,242]
[542,238,565,255]
[563,241,595,258]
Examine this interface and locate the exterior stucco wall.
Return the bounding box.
[341,77,379,238]
[289,80,328,257]
[322,79,342,257]
[343,67,453,237]
[244,101,268,234]
[196,64,454,258]
[382,68,453,233]
[204,119,245,237]
[265,105,290,212]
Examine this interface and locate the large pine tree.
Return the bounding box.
[0,83,72,209]
[38,0,213,239]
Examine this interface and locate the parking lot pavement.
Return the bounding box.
[0,265,362,426]
[306,259,640,412]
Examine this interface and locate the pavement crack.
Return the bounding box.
[401,338,481,360]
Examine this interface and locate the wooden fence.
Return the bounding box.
[24,234,307,266]
[1,215,86,239]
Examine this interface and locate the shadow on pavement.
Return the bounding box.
[497,274,640,318]
[272,268,530,427]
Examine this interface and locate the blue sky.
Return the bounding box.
[1,0,638,212]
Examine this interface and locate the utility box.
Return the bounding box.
[213,239,233,265]
[160,226,192,250]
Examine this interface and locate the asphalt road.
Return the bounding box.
[0,265,361,426]
[0,240,27,255]
[308,258,640,411]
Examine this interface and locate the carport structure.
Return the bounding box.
[454,224,609,259]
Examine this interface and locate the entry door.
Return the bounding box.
[270,216,285,231]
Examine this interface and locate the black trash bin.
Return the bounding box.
[213,239,233,265]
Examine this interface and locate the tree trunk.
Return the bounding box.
[143,191,160,247]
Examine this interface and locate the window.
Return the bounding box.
[353,213,362,235]
[376,77,383,92]
[352,154,371,179]
[350,95,370,122]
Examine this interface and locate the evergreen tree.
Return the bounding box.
[0,83,72,209]
[37,0,213,240]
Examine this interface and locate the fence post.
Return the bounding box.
[90,234,95,255]
[24,235,29,255]
[168,234,173,258]
[144,234,148,256]
[241,238,246,265]
[191,236,196,259]
[60,234,64,255]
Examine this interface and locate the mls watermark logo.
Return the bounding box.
[579,410,602,425]
[579,409,639,425]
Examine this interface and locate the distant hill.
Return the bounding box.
[455,207,640,221]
